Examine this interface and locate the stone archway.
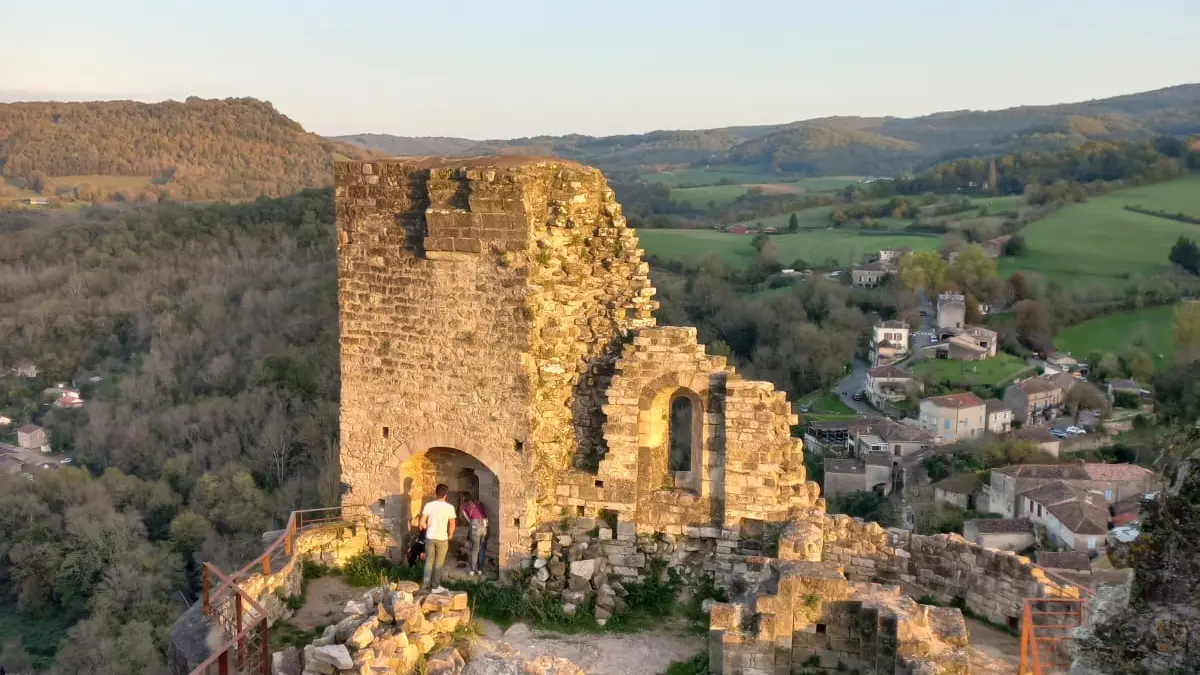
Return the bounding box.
[381,431,526,574]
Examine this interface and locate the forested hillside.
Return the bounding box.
[336,83,1200,176]
[0,193,340,674]
[0,98,372,201]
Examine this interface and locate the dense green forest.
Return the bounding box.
[0,192,340,674]
[0,98,372,201]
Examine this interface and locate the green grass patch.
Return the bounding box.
[998,174,1200,288]
[909,353,1032,387]
[1054,303,1177,367]
[0,604,75,670]
[637,227,937,269]
[670,176,866,205]
[640,167,793,187]
[334,554,709,636]
[970,195,1024,214]
[660,653,709,675]
[808,392,855,415]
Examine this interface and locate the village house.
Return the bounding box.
[962,518,1035,551]
[986,463,1158,519]
[933,473,984,510]
[936,292,966,337]
[1035,551,1091,575]
[17,424,48,451]
[981,235,1012,258]
[1108,379,1150,405]
[984,399,1013,434]
[850,417,934,460]
[877,247,911,264]
[823,458,867,499]
[1110,493,1150,527]
[805,417,881,454]
[1003,376,1065,426]
[864,364,922,409]
[1045,497,1110,553]
[1012,426,1063,458]
[823,456,901,498]
[870,320,910,366]
[1045,353,1078,371]
[53,388,84,409]
[13,362,38,378]
[919,392,986,444]
[851,261,894,287]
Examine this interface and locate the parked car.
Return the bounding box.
[799,405,810,413]
[852,391,865,402]
[1050,429,1069,439]
[59,457,72,464]
[1066,426,1086,435]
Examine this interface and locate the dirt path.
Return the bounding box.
[478,621,704,675]
[966,618,1021,674]
[290,576,362,631]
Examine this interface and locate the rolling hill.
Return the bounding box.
[0,97,374,201]
[335,83,1200,177]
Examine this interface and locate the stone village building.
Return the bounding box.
[165,157,1093,675]
[869,319,909,366]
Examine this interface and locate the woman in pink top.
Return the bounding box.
[460,496,488,577]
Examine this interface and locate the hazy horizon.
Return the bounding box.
[2,0,1198,139]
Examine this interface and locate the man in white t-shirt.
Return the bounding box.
[419,483,457,592]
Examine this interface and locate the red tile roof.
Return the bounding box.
[970,517,1033,534]
[868,365,914,379]
[1080,464,1155,482]
[1046,500,1110,535]
[1012,377,1060,395]
[1036,551,1091,571]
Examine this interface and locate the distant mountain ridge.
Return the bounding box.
[0,97,374,201]
[334,84,1200,177]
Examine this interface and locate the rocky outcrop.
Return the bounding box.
[272,584,585,675]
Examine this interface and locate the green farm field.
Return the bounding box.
[636,227,937,268]
[641,166,791,186]
[998,174,1200,287]
[1054,303,1177,366]
[909,352,1032,387]
[670,176,865,206]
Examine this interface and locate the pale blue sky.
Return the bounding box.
[1,0,1197,139]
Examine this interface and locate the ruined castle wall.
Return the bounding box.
[822,515,1078,626]
[335,158,653,568]
[709,561,971,675]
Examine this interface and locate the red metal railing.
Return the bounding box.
[1018,573,1095,675]
[191,506,365,675]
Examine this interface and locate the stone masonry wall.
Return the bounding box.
[335,157,653,569]
[822,515,1079,627]
[709,560,971,675]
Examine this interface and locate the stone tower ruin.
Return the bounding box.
[334,157,816,570]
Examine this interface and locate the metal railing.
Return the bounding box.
[191,505,365,675]
[1019,573,1095,675]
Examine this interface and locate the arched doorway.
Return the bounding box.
[396,446,502,575]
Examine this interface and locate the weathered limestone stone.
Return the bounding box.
[569,559,595,579]
[309,645,354,671]
[426,648,465,675]
[272,647,302,675]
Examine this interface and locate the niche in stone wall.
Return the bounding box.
[642,387,703,494]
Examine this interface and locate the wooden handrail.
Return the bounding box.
[189,504,367,675]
